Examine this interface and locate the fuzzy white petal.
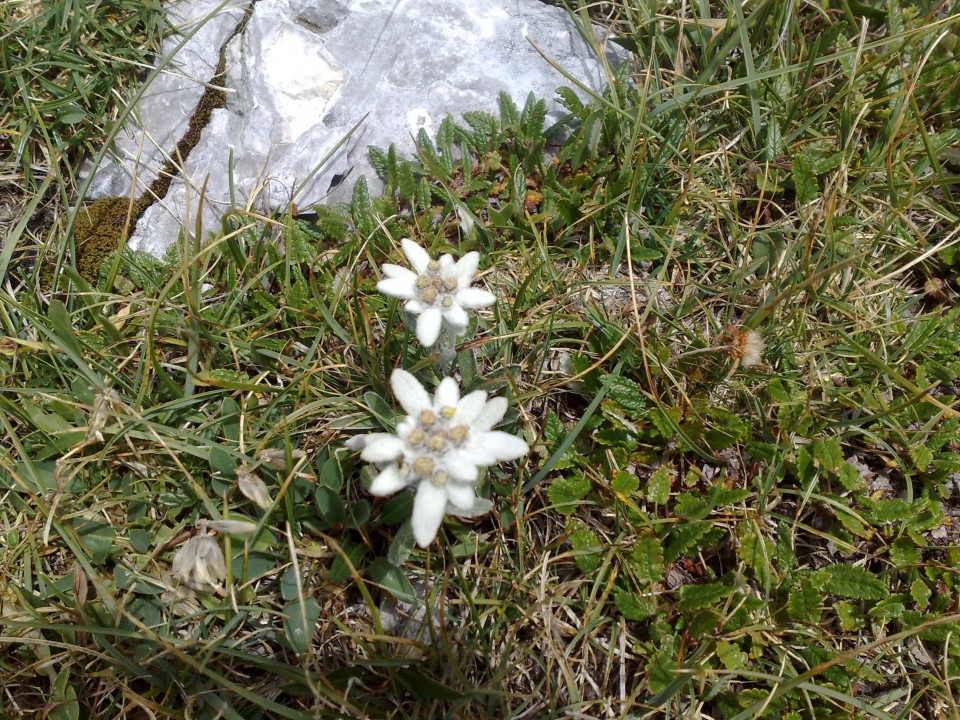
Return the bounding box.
[370,465,409,496]
[412,481,448,547]
[377,277,417,300]
[416,307,443,347]
[457,287,496,309]
[434,377,460,410]
[471,396,508,431]
[445,453,479,483]
[453,390,488,424]
[447,496,494,518]
[473,431,529,462]
[401,239,432,274]
[439,254,455,269]
[404,299,426,314]
[454,252,480,284]
[391,369,431,416]
[361,435,407,463]
[444,482,477,510]
[442,304,469,333]
[381,264,418,281]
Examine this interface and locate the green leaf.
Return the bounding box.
[47,299,83,357]
[787,575,822,622]
[837,462,864,491]
[351,176,375,236]
[50,666,80,720]
[548,472,592,513]
[716,640,749,670]
[737,522,773,588]
[194,369,282,392]
[791,153,818,205]
[614,587,656,620]
[817,564,887,600]
[611,471,640,497]
[677,581,735,611]
[74,519,116,565]
[567,519,603,574]
[367,558,416,603]
[602,374,647,418]
[330,538,367,582]
[910,578,932,609]
[645,635,679,694]
[910,444,933,472]
[811,437,844,474]
[630,535,664,584]
[889,538,920,568]
[284,597,321,655]
[646,466,671,505]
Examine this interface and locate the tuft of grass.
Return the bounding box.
[2,0,960,717]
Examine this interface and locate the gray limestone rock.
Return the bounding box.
[85,0,627,257]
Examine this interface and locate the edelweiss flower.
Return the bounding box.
[377,239,496,346]
[347,369,528,547]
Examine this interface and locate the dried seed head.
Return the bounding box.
[442,277,458,292]
[407,428,426,446]
[427,432,447,452]
[419,286,438,304]
[419,409,437,427]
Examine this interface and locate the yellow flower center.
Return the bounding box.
[413,456,435,476]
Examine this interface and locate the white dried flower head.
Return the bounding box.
[172,534,227,593]
[87,387,121,443]
[256,448,306,470]
[376,239,496,347]
[348,369,528,548]
[237,464,273,511]
[203,519,259,535]
[729,327,765,369]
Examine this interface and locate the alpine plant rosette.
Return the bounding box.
[376,239,496,347]
[347,369,528,548]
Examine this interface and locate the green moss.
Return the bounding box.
[71,196,150,282]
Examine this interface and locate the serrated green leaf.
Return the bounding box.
[630,535,664,584]
[835,601,865,631]
[614,587,656,620]
[910,578,932,609]
[889,538,920,568]
[548,472,592,513]
[677,581,735,611]
[811,437,844,473]
[910,444,933,472]
[567,519,603,574]
[645,635,678,694]
[817,564,887,600]
[646,466,671,505]
[787,575,822,622]
[664,522,710,564]
[351,176,375,236]
[737,522,773,588]
[837,462,864,490]
[602,374,647,418]
[611,471,640,497]
[716,640,749,670]
[792,153,818,205]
